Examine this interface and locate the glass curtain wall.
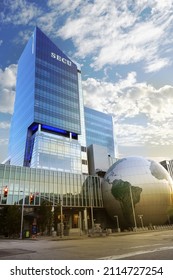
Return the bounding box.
[84,107,117,158]
[0,164,103,208]
[8,27,86,174]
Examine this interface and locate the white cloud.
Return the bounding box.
[14,30,33,45]
[0,138,8,145]
[82,73,173,153]
[37,12,57,32]
[0,122,10,129]
[1,1,173,73]
[0,64,17,114]
[0,0,42,25]
[47,0,82,15]
[57,0,173,72]
[145,58,170,73]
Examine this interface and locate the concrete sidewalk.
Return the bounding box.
[1,225,172,241]
[35,224,173,241]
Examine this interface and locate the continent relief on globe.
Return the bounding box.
[111,179,142,227]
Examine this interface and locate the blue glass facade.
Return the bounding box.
[34,28,81,133]
[8,27,88,174]
[8,33,35,166]
[84,107,116,157]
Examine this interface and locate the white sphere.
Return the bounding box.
[102,156,173,228]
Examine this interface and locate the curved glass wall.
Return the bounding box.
[0,164,103,208]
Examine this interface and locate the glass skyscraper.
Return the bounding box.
[1,27,119,234]
[8,27,88,174]
[84,107,117,158]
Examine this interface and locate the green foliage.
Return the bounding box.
[111,179,142,227]
[0,207,7,234]
[53,205,61,231]
[0,205,21,237]
[37,200,53,235]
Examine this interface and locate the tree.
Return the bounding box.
[111,179,142,227]
[37,201,53,235]
[0,206,7,235]
[0,205,21,237]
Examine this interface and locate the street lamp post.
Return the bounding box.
[91,205,95,230]
[60,196,63,238]
[167,214,170,225]
[108,154,113,167]
[129,185,137,231]
[90,186,95,231]
[138,214,144,228]
[114,215,120,232]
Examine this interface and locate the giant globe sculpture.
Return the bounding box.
[102,156,173,229]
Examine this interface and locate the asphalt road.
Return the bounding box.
[0,229,173,260]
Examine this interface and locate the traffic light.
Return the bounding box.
[30,193,34,204]
[3,186,8,197]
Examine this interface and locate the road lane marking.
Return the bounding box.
[130,243,162,249]
[98,246,173,259]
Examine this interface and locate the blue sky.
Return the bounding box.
[1,0,173,163]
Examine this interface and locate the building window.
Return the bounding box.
[81,146,86,152]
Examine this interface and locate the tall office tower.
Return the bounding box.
[84,107,118,174]
[84,107,117,157]
[8,27,88,174]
